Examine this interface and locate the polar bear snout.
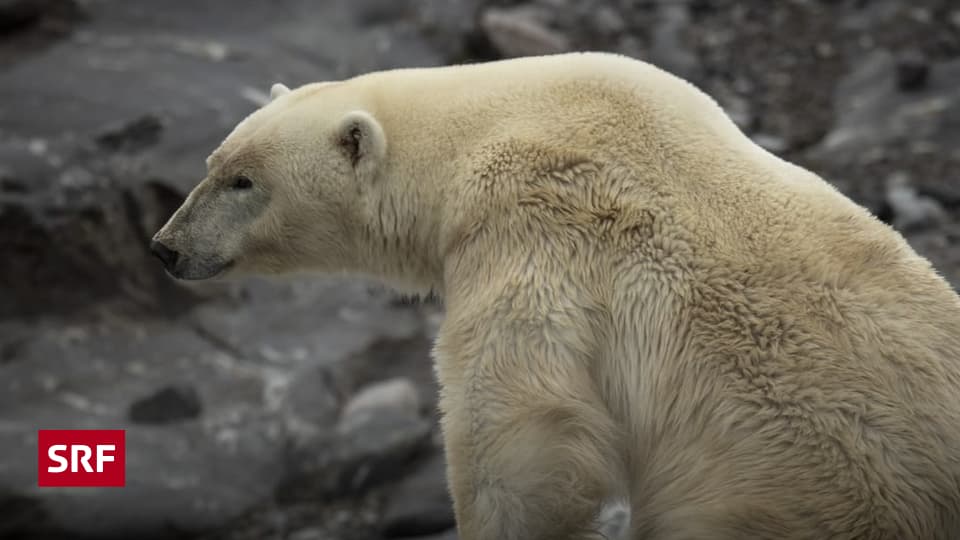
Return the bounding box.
[150,240,179,271]
[150,218,238,281]
[148,229,236,280]
[148,240,235,280]
[149,174,256,281]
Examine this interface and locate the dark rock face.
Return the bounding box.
[380,454,455,538]
[0,0,444,321]
[129,384,203,424]
[97,115,166,154]
[896,49,931,92]
[3,1,960,540]
[0,0,83,49]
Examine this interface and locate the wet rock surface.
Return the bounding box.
[2,0,959,539]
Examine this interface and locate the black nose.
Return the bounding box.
[150,240,179,271]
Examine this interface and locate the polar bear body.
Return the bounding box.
[154,52,960,539]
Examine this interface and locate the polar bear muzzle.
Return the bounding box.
[151,174,268,280]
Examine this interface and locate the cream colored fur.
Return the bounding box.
[156,52,960,539]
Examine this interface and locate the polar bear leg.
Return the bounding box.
[443,396,619,540]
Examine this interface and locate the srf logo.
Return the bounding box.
[37,430,125,487]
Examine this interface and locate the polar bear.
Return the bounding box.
[151,52,960,539]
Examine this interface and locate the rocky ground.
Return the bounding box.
[1,0,957,539]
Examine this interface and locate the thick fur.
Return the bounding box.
[154,52,960,539]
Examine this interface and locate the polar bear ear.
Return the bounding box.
[270,83,291,101]
[336,110,387,179]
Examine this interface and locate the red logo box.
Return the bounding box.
[37,430,125,487]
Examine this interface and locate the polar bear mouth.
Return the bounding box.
[168,258,235,281]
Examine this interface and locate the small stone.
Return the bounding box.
[480,6,570,58]
[129,384,202,424]
[896,50,929,92]
[885,172,946,231]
[340,377,421,431]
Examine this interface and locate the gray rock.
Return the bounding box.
[592,5,626,38]
[332,332,439,416]
[340,377,422,431]
[0,319,283,538]
[0,268,433,539]
[648,3,701,83]
[811,51,960,212]
[96,114,165,154]
[189,278,423,370]
[896,49,930,92]
[276,409,433,504]
[404,0,485,64]
[129,383,203,424]
[480,5,570,58]
[885,172,947,232]
[284,364,343,430]
[818,51,960,154]
[0,136,200,319]
[381,453,454,538]
[351,0,411,26]
[898,223,960,294]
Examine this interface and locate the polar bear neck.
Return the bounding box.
[344,52,815,305]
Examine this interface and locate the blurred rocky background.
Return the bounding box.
[0,0,957,539]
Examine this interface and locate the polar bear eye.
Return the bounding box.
[232,175,253,190]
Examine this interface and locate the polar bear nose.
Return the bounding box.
[150,240,179,271]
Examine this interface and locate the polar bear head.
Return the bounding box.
[150,80,387,281]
